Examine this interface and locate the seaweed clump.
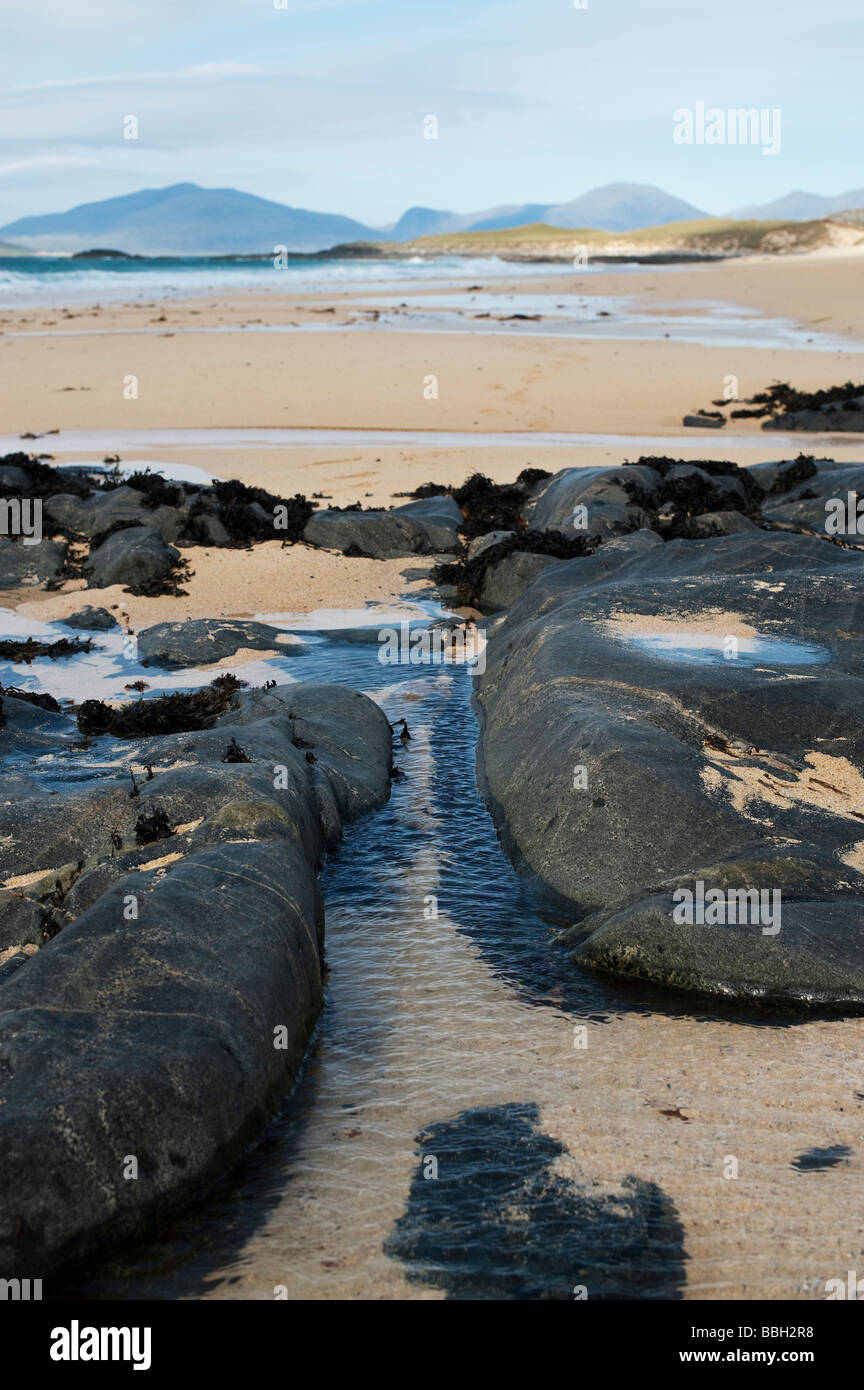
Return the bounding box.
[700,380,864,421]
[134,806,175,845]
[186,480,314,546]
[221,737,252,763]
[434,529,593,606]
[765,454,820,495]
[0,635,97,663]
[398,469,552,538]
[0,452,92,499]
[124,469,187,509]
[76,674,243,739]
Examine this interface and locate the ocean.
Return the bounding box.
[0,251,584,309]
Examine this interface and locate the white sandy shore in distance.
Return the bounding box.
[2,248,863,624]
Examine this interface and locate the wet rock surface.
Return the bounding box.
[0,681,392,1277]
[137,618,303,668]
[476,529,864,1008]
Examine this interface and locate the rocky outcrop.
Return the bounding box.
[763,394,864,432]
[525,460,761,542]
[304,496,463,558]
[476,530,864,1008]
[480,550,563,610]
[0,538,66,587]
[83,526,183,592]
[137,618,305,668]
[756,459,864,538]
[0,681,392,1277]
[61,606,120,631]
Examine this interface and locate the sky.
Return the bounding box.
[1,0,862,226]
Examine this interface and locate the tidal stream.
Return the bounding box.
[9,620,860,1302]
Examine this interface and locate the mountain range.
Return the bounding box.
[728,188,864,221]
[1,181,862,255]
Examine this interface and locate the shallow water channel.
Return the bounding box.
[7,615,862,1301]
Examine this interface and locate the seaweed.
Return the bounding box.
[210,672,248,693]
[134,806,175,846]
[221,737,252,763]
[0,685,62,713]
[709,380,864,422]
[0,452,91,500]
[395,469,550,535]
[516,466,552,488]
[629,454,766,518]
[450,473,529,536]
[434,529,594,606]
[0,636,96,663]
[124,469,187,510]
[749,380,864,417]
[189,479,314,546]
[76,675,241,739]
[766,453,819,496]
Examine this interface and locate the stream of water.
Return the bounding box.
[9,618,863,1301]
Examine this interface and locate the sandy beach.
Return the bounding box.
[2,248,864,624]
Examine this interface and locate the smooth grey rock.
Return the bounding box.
[683,414,725,428]
[480,550,563,611]
[304,495,462,558]
[687,510,759,537]
[528,466,659,535]
[759,460,864,538]
[0,681,392,1277]
[476,530,864,1006]
[61,606,119,631]
[0,538,65,586]
[45,487,145,542]
[84,526,180,591]
[0,465,31,490]
[601,528,664,554]
[467,530,515,559]
[569,875,864,1007]
[137,618,302,668]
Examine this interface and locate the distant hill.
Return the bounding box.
[0,181,714,255]
[729,188,864,221]
[389,206,469,240]
[0,239,26,255]
[389,184,706,239]
[541,183,706,231]
[0,183,382,255]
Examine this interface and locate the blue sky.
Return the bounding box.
[1,0,862,225]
